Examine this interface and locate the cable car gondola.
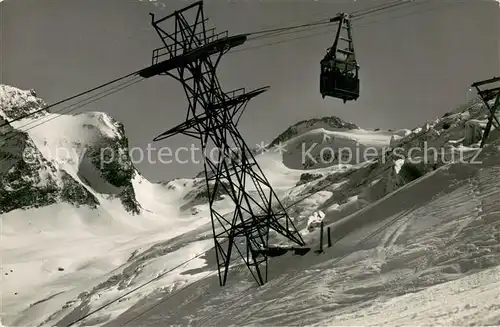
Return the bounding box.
[320,13,360,103]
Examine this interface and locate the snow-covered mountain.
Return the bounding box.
[0,85,141,215]
[1,83,500,327]
[269,116,359,147]
[0,84,227,326]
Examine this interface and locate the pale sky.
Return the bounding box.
[1,0,499,181]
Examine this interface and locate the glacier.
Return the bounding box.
[1,83,500,326]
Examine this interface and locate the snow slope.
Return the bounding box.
[282,127,394,170]
[2,83,500,326]
[0,84,226,326]
[106,118,500,327]
[1,85,375,326]
[105,97,500,327]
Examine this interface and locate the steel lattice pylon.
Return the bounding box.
[140,1,305,286]
[471,76,500,148]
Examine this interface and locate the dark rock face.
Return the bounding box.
[0,84,140,215]
[85,123,140,214]
[0,133,99,214]
[296,172,324,186]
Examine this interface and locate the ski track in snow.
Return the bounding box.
[7,150,500,327]
[103,154,500,327]
[3,83,500,326]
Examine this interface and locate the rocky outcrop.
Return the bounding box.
[0,132,99,214]
[0,84,140,215]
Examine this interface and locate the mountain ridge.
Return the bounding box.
[2,82,500,327]
[269,116,359,147]
[0,84,141,214]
